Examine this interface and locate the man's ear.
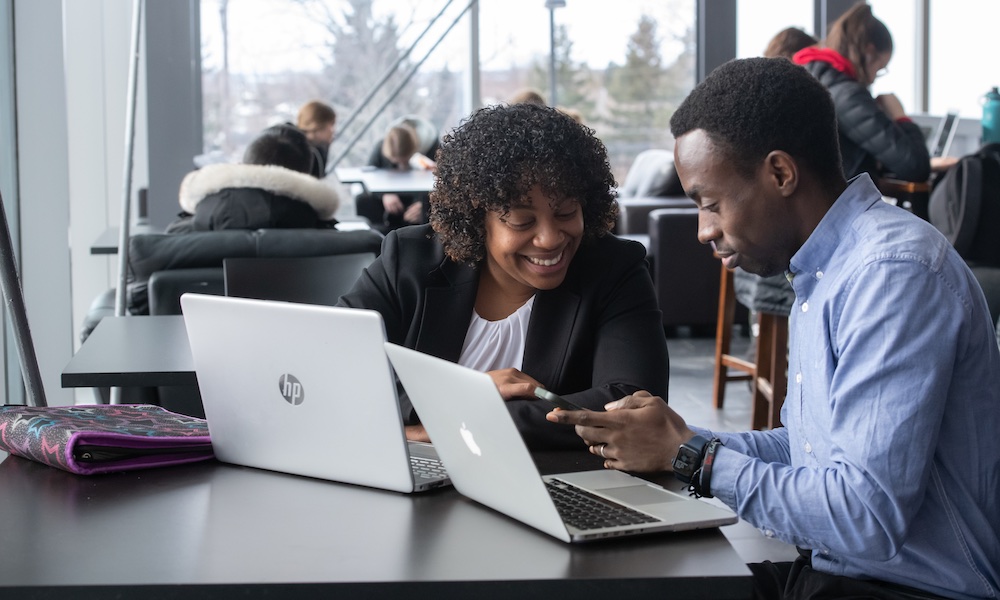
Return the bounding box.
[765,150,798,197]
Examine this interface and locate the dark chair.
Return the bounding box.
[82,228,384,415]
[223,252,376,305]
[647,207,724,332]
[148,268,225,315]
[615,149,690,236]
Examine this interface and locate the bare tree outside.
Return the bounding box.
[602,13,694,177]
[199,0,696,184]
[201,0,465,166]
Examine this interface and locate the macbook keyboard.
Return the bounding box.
[410,455,448,481]
[546,479,659,530]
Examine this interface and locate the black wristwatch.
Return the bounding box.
[672,434,710,484]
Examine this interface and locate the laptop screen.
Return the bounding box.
[928,111,959,158]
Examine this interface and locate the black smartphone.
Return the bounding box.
[533,387,584,411]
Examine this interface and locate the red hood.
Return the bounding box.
[793,47,857,80]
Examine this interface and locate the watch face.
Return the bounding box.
[672,435,708,483]
[674,446,701,477]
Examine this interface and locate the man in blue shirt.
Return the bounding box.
[548,57,999,599]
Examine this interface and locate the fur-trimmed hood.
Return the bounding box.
[179,163,340,220]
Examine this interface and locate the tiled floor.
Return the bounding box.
[665,330,800,565]
[666,332,753,433]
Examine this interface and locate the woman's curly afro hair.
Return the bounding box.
[429,103,618,265]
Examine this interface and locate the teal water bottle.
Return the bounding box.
[984,87,1000,145]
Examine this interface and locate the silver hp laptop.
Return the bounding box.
[180,294,449,493]
[383,343,737,543]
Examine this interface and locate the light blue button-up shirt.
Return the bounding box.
[695,175,1000,599]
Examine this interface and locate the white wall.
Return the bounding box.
[63,0,148,404]
[14,0,73,405]
[7,1,147,406]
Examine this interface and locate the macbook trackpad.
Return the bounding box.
[598,484,683,506]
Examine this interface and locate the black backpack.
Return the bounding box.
[928,143,1000,266]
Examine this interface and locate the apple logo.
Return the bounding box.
[459,422,482,456]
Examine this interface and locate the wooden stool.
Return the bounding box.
[712,265,789,430]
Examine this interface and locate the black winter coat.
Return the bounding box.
[168,163,340,233]
[802,60,931,183]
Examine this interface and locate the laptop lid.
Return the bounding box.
[181,293,445,493]
[383,342,737,543]
[928,111,960,158]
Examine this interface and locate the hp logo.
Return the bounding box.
[278,374,305,405]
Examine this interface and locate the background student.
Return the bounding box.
[792,3,954,182]
[296,99,337,178]
[167,124,339,233]
[363,121,437,232]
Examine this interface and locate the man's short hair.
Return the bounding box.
[243,124,313,174]
[296,100,336,132]
[670,57,844,187]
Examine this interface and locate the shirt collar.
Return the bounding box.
[789,173,882,282]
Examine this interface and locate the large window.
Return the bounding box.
[200,0,472,169]
[477,0,695,180]
[735,0,813,59]
[867,1,917,116]
[200,0,696,184]
[928,0,1000,121]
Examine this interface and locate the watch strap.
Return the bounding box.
[694,438,723,499]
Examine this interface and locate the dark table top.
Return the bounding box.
[0,450,751,599]
[358,168,435,194]
[62,315,196,388]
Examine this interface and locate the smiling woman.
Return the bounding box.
[337,103,669,450]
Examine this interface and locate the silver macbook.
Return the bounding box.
[928,110,959,158]
[180,293,449,493]
[383,342,737,543]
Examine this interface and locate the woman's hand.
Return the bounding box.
[488,368,543,401]
[931,156,959,172]
[874,93,906,120]
[382,193,405,214]
[404,424,431,443]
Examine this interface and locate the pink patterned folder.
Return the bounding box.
[0,404,213,475]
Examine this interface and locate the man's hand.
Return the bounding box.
[487,368,543,402]
[545,391,696,473]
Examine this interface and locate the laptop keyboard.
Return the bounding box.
[546,479,660,531]
[410,455,448,481]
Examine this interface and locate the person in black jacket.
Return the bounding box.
[792,3,933,184]
[338,103,669,450]
[167,124,339,233]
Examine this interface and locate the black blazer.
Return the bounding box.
[338,224,669,449]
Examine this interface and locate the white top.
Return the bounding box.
[458,296,535,372]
